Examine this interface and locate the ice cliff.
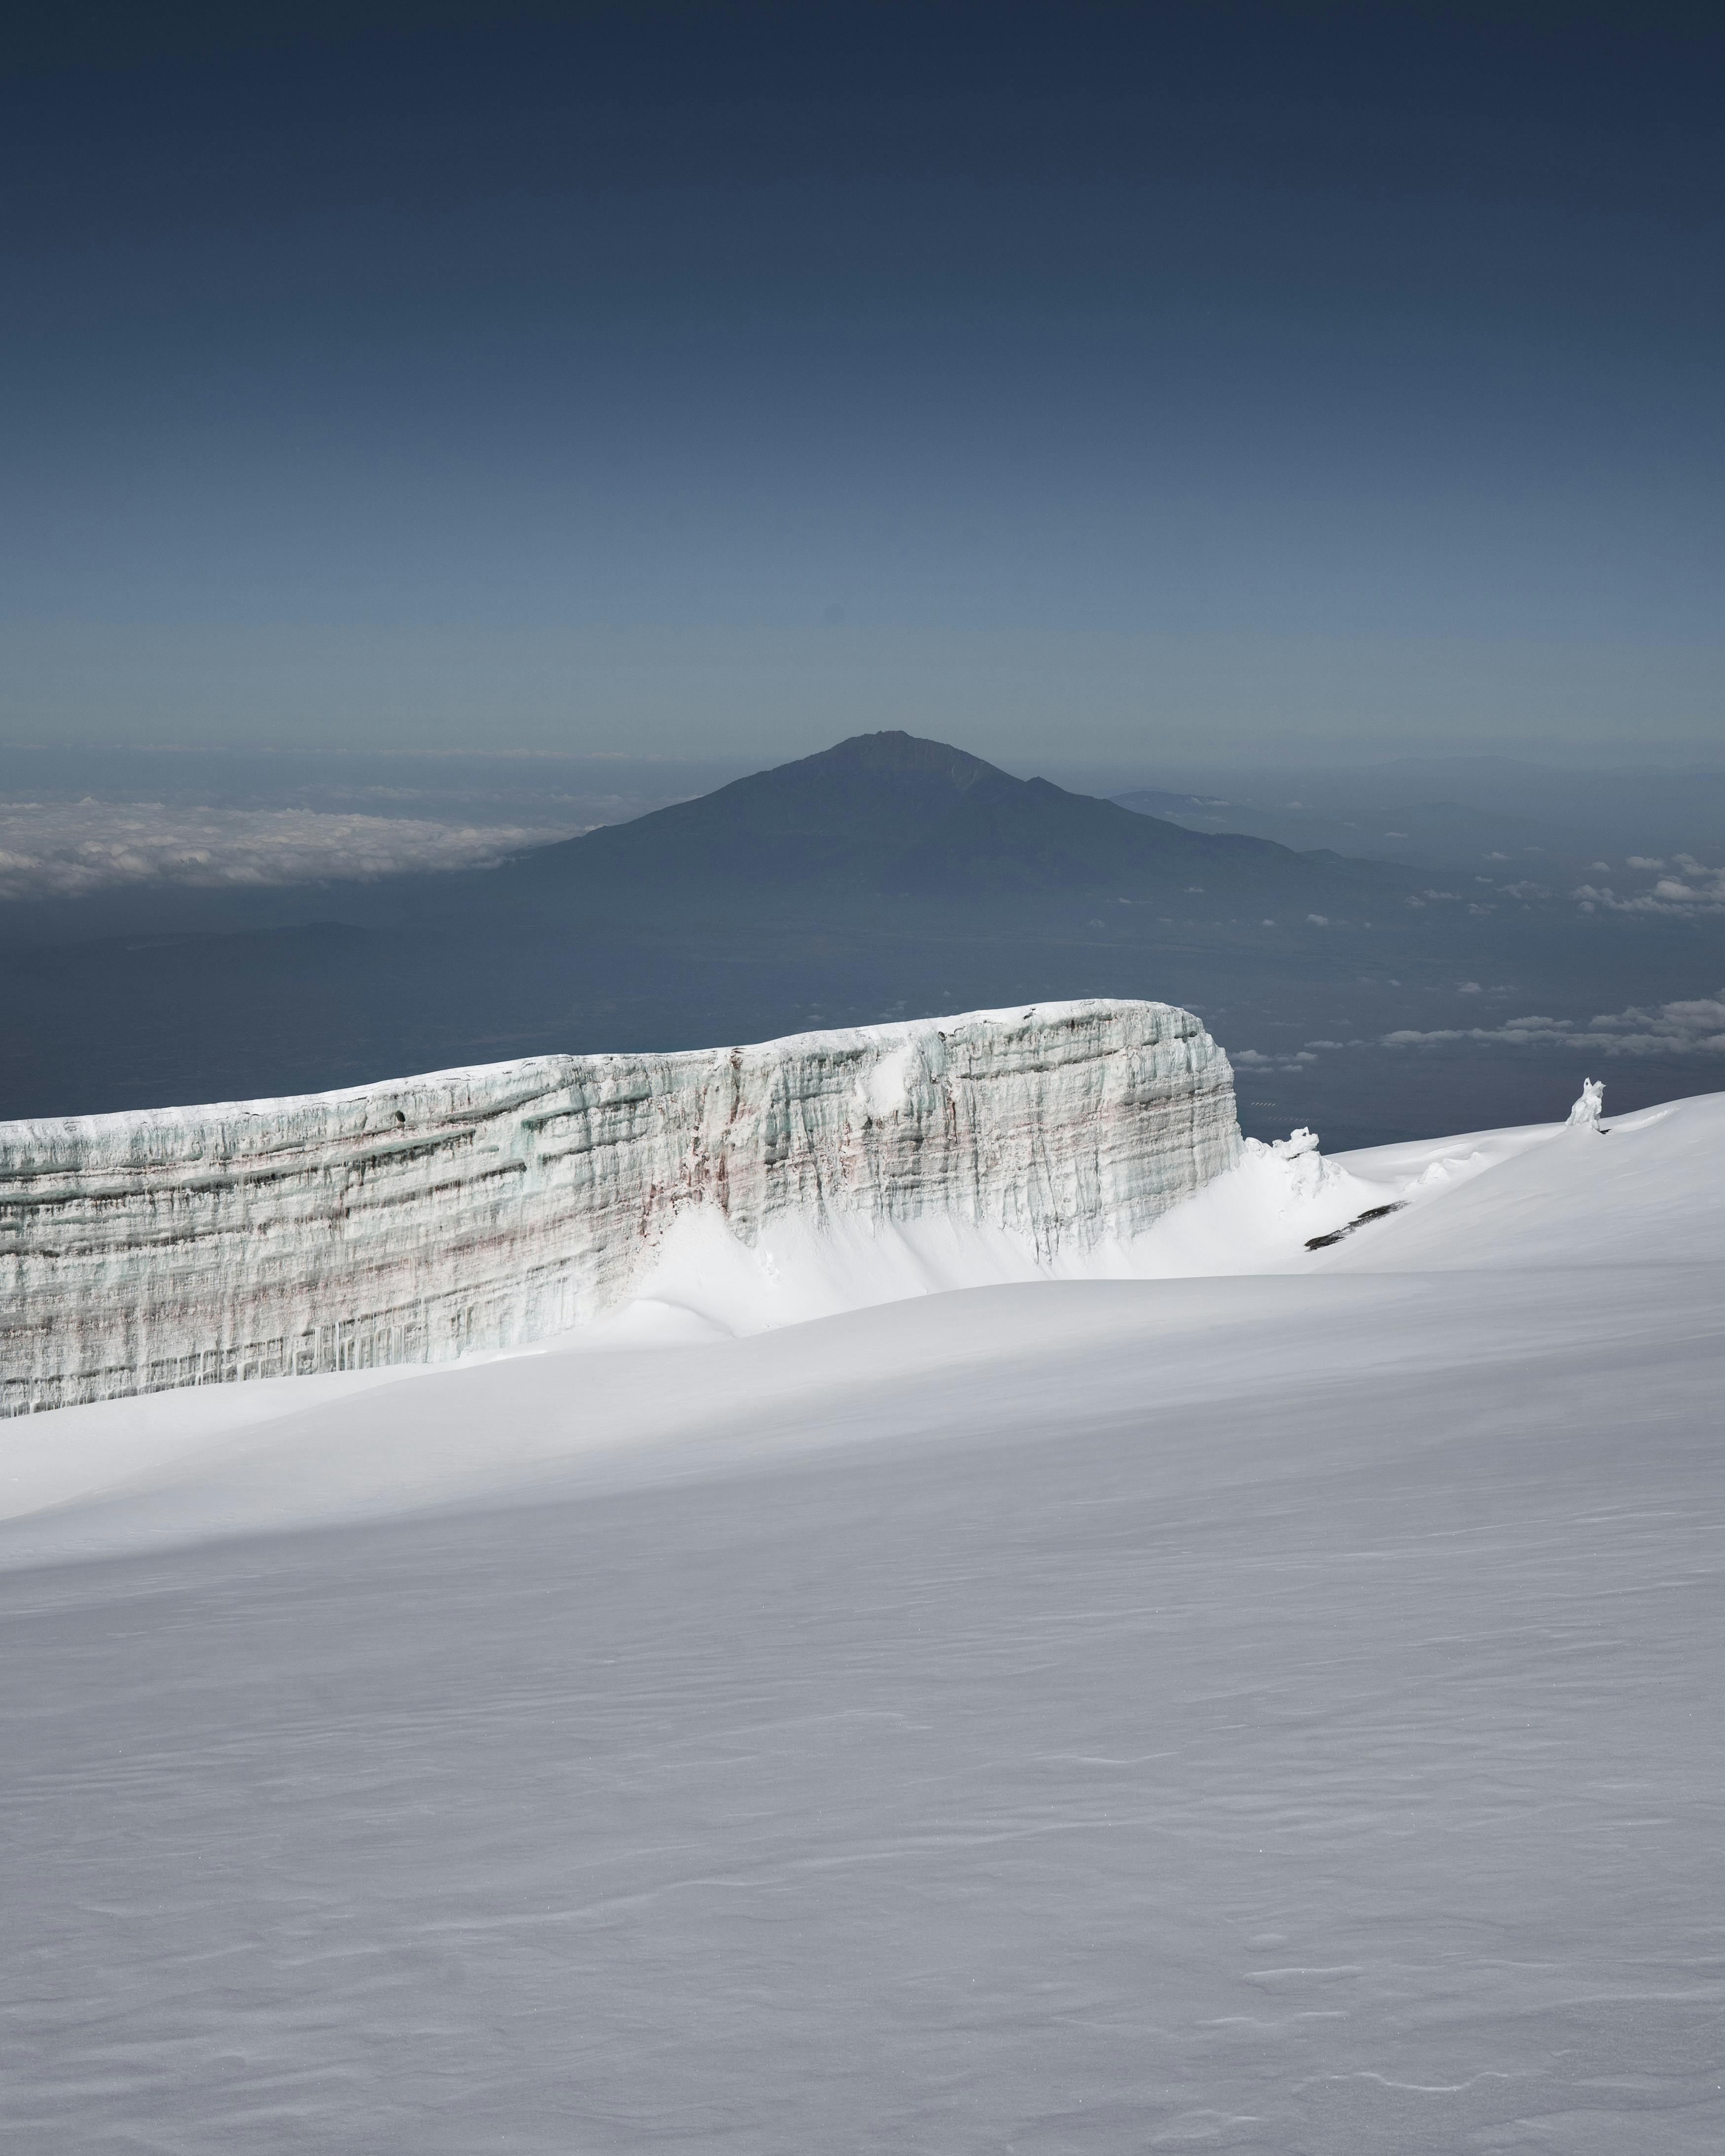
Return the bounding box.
[0,998,1240,1415]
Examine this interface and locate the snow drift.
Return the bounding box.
[0,998,1240,1415]
[2,1075,1721,2150]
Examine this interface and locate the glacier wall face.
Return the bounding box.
[0,999,1240,1414]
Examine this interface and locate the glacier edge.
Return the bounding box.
[0,998,1240,1414]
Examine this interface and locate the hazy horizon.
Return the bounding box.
[5,4,1723,1141]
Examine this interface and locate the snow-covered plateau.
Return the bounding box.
[2,1032,1722,2152]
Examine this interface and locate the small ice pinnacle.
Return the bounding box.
[1566,1078,1605,1131]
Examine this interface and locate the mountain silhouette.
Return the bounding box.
[0,732,1544,1129]
[498,731,1408,907]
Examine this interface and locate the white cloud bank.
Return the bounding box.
[1572,856,1725,917]
[0,802,581,903]
[1383,991,1725,1058]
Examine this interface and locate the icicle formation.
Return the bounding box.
[0,999,1242,1415]
[1566,1078,1606,1131]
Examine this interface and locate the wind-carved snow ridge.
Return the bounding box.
[0,999,1241,1415]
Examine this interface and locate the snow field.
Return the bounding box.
[0,1089,1721,2150]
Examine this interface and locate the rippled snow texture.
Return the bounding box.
[1,1093,1721,2153]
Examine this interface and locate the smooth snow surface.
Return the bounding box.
[2,1092,1723,2151]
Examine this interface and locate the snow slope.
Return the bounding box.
[1,1091,1721,2151]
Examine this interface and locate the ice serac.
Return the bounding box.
[0,998,1240,1414]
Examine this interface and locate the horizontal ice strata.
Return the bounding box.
[0,999,1240,1414]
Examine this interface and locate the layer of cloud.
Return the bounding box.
[1233,1048,1317,1070]
[1572,856,1725,917]
[0,802,581,903]
[1382,990,1725,1058]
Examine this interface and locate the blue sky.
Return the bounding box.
[3,1,1721,765]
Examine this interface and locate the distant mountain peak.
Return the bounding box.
[796,731,1006,790]
[500,726,1414,909]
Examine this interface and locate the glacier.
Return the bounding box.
[0,998,1240,1415]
